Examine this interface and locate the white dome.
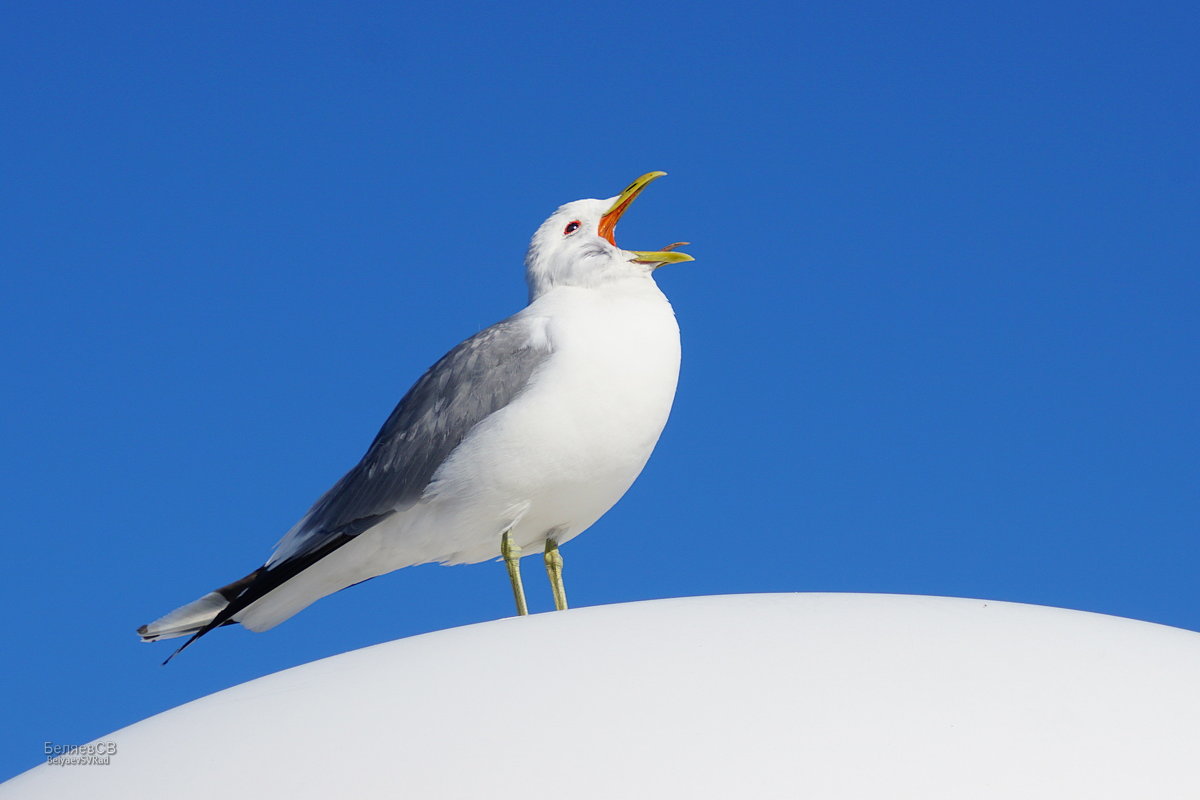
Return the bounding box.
[6,594,1200,798]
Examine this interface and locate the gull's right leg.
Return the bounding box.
[501,530,528,616]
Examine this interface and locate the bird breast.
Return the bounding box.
[425,278,681,559]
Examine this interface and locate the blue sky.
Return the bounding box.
[2,0,1196,780]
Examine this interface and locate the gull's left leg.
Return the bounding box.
[544,539,568,611]
[501,530,528,616]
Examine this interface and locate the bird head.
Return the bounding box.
[524,171,693,300]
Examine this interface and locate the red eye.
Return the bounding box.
[563,220,581,235]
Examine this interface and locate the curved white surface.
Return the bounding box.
[6,594,1200,798]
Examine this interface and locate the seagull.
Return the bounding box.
[139,171,692,660]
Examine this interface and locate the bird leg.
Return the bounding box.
[501,530,528,616]
[544,539,568,611]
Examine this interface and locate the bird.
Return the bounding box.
[138,171,693,661]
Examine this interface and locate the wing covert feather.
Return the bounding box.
[269,317,550,565]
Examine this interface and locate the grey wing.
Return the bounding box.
[267,315,551,567]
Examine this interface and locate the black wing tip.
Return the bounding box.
[161,631,201,665]
[149,531,379,665]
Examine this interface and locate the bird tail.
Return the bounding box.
[136,592,228,642]
[137,569,264,642]
[138,525,372,661]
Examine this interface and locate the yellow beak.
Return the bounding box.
[597,171,694,267]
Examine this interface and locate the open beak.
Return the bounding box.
[597,171,694,267]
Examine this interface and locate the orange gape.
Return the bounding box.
[597,170,667,245]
